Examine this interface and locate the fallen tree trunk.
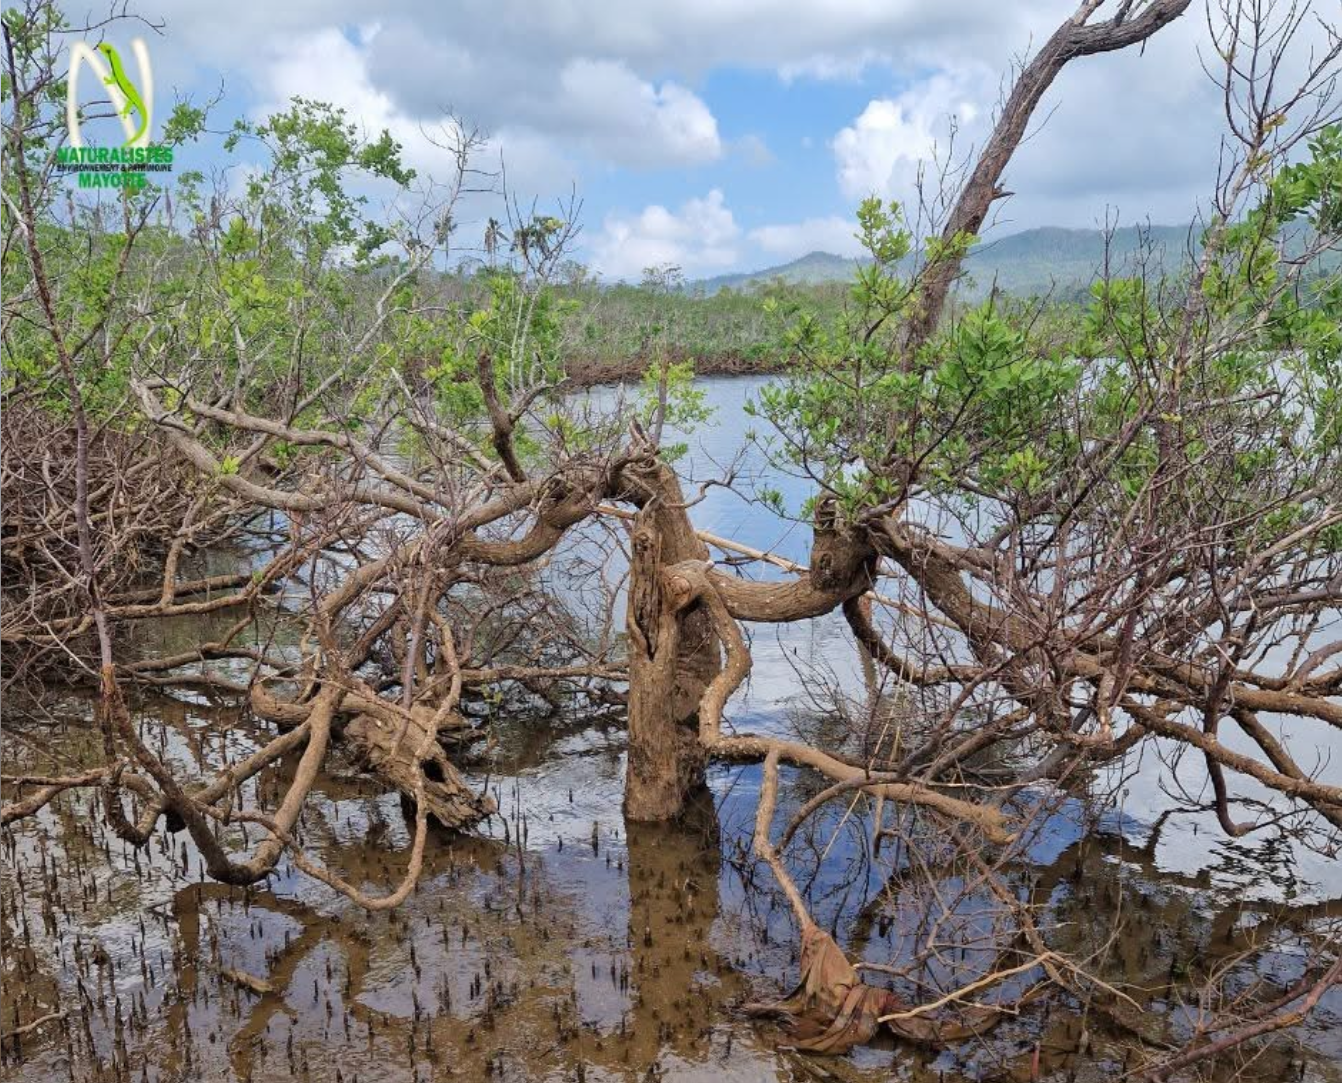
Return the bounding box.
[341,710,492,830]
[251,682,493,830]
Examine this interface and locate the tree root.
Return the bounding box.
[745,924,1022,1052]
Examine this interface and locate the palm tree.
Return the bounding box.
[483,217,501,267]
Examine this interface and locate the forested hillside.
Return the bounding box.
[699,221,1339,299]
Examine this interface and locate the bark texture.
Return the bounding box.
[251,683,493,831]
[622,471,719,819]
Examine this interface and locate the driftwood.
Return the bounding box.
[342,710,492,830]
[745,925,1016,1052]
[219,968,275,996]
[251,682,493,831]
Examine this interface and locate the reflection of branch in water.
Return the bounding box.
[731,744,1342,1071]
[1142,948,1342,1081]
[618,788,747,1064]
[168,885,332,1079]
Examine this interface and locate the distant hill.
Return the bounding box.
[699,224,1203,299]
[700,250,864,292]
[958,224,1201,299]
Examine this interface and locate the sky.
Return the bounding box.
[102,0,1327,280]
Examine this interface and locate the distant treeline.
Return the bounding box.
[411,252,1338,386]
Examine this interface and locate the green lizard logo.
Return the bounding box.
[96,43,148,146]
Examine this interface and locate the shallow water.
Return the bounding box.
[5,696,1340,1082]
[3,376,1340,1082]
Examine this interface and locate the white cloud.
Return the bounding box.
[822,6,1334,236]
[153,0,1062,178]
[749,216,864,260]
[244,27,578,259]
[990,15,1220,232]
[237,24,719,196]
[254,27,576,199]
[262,28,390,126]
[156,0,1058,84]
[833,68,990,203]
[778,49,885,83]
[557,59,721,167]
[589,189,740,280]
[149,0,1339,267]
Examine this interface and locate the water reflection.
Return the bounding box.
[4,694,1339,1082]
